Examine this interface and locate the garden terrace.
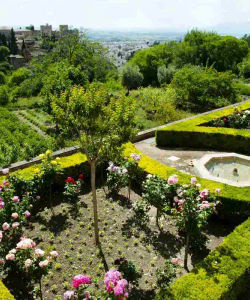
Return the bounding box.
[156,100,250,155]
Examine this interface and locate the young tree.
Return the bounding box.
[0,46,10,62]
[121,64,143,91]
[51,83,137,245]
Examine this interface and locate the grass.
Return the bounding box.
[7,96,44,110]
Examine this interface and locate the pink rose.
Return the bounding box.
[200,189,209,198]
[12,222,20,228]
[168,175,178,185]
[16,238,36,249]
[11,213,18,219]
[2,222,10,230]
[24,259,33,268]
[50,251,58,258]
[6,253,15,260]
[0,230,2,241]
[0,202,4,209]
[35,249,45,257]
[63,291,75,299]
[190,177,197,184]
[39,260,49,268]
[171,258,181,265]
[24,210,31,218]
[9,249,16,254]
[12,196,19,203]
[215,188,221,194]
[72,274,91,288]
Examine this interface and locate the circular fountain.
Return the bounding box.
[194,153,250,187]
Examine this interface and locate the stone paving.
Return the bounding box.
[135,137,233,177]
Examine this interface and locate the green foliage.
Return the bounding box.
[129,43,176,86]
[0,85,9,105]
[0,71,5,85]
[121,64,143,90]
[0,46,10,61]
[238,55,250,79]
[171,65,238,112]
[178,30,249,72]
[0,107,55,167]
[241,33,250,47]
[156,101,250,155]
[51,83,137,164]
[156,259,177,292]
[9,28,18,55]
[8,67,32,87]
[156,218,250,300]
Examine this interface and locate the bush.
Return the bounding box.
[171,65,239,112]
[8,67,31,87]
[233,81,250,96]
[121,64,143,91]
[0,71,5,84]
[0,85,9,105]
[238,56,250,79]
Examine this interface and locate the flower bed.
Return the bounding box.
[156,100,250,155]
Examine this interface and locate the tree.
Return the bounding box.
[0,34,8,47]
[8,28,18,55]
[121,64,143,91]
[51,83,137,245]
[171,65,238,112]
[157,65,168,85]
[0,46,10,62]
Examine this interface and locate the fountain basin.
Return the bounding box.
[194,153,250,187]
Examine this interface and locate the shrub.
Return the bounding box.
[238,55,250,79]
[233,81,250,96]
[0,71,5,84]
[8,67,31,87]
[171,65,239,112]
[0,85,9,105]
[121,64,143,91]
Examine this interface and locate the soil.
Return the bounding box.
[6,187,239,300]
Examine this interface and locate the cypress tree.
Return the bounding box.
[9,28,18,54]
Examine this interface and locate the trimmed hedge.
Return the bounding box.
[124,143,250,217]
[156,101,250,155]
[155,218,250,300]
[0,281,15,300]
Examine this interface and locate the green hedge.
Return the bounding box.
[156,101,250,155]
[155,218,250,300]
[0,281,15,300]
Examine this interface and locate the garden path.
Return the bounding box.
[135,137,233,177]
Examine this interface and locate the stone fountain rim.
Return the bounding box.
[194,153,250,187]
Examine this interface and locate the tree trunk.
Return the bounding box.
[184,233,189,271]
[156,208,160,229]
[90,161,100,246]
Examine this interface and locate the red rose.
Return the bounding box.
[223,118,227,122]
[65,177,76,185]
[78,174,84,180]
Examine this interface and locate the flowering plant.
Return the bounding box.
[156,258,180,292]
[106,162,128,196]
[63,270,129,300]
[38,150,61,214]
[211,108,250,129]
[142,174,177,228]
[0,179,32,263]
[3,237,58,298]
[172,177,220,269]
[64,175,84,202]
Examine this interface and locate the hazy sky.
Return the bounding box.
[0,0,250,30]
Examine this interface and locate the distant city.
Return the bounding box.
[0,23,249,69]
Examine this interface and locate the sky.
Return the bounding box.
[0,0,250,31]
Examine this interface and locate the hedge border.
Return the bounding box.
[156,218,250,300]
[156,100,250,155]
[0,281,15,300]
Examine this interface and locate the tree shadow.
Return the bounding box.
[122,212,182,259]
[129,287,155,300]
[35,213,70,235]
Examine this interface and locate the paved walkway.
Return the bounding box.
[135,137,232,176]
